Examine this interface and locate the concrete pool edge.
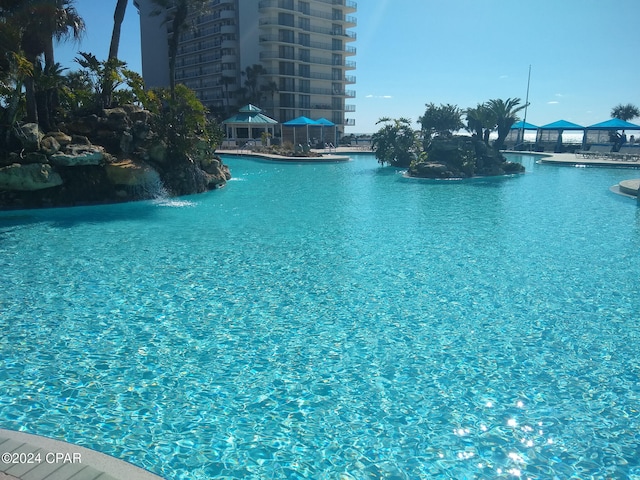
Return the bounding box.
[0,428,164,480]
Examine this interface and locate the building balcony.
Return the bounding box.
[307,87,355,98]
[304,72,355,83]
[259,35,347,54]
[218,9,235,19]
[259,18,356,41]
[345,104,356,112]
[258,0,295,11]
[220,25,236,35]
[311,0,357,13]
[344,118,355,126]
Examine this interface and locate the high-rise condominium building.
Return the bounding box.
[134,0,357,134]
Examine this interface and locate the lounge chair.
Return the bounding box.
[576,144,613,159]
[612,145,640,162]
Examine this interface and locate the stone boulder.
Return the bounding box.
[15,123,43,152]
[101,108,131,131]
[22,152,49,165]
[40,136,61,155]
[105,159,161,188]
[49,145,106,166]
[409,162,454,178]
[65,115,98,136]
[147,141,168,164]
[45,131,72,147]
[0,163,63,190]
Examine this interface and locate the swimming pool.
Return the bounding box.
[1,154,639,479]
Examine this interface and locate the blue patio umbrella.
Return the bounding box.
[282,116,320,145]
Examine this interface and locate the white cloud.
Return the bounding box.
[548,101,559,104]
[366,95,393,99]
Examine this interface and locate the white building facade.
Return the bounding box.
[134,0,357,135]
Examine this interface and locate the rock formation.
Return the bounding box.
[0,105,230,209]
[407,136,525,179]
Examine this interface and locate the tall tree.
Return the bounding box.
[109,0,129,60]
[419,102,464,142]
[260,80,278,115]
[486,98,527,150]
[465,103,496,145]
[242,64,267,104]
[611,104,640,122]
[5,0,84,126]
[151,0,209,99]
[218,74,235,112]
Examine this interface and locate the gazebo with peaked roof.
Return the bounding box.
[536,120,584,152]
[222,104,278,143]
[282,116,320,145]
[583,118,640,147]
[506,121,538,149]
[315,117,337,145]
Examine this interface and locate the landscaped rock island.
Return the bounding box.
[0,105,230,210]
[407,136,524,179]
[370,101,527,179]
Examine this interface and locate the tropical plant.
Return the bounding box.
[611,103,640,122]
[34,61,68,125]
[144,84,222,158]
[371,117,419,167]
[1,0,85,127]
[419,103,464,142]
[465,103,496,144]
[486,97,527,150]
[0,52,32,141]
[74,52,129,109]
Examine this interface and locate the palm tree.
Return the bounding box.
[109,0,129,60]
[465,103,496,145]
[611,104,640,122]
[418,102,464,141]
[150,0,209,99]
[260,80,278,116]
[218,75,235,112]
[371,117,418,167]
[242,64,267,104]
[486,97,527,150]
[7,0,84,126]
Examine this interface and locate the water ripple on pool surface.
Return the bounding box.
[1,155,639,479]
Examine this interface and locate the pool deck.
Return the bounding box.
[0,429,163,480]
[216,147,352,162]
[533,151,640,168]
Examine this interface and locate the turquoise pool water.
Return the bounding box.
[1,154,639,479]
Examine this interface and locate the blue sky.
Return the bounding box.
[55,0,640,134]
